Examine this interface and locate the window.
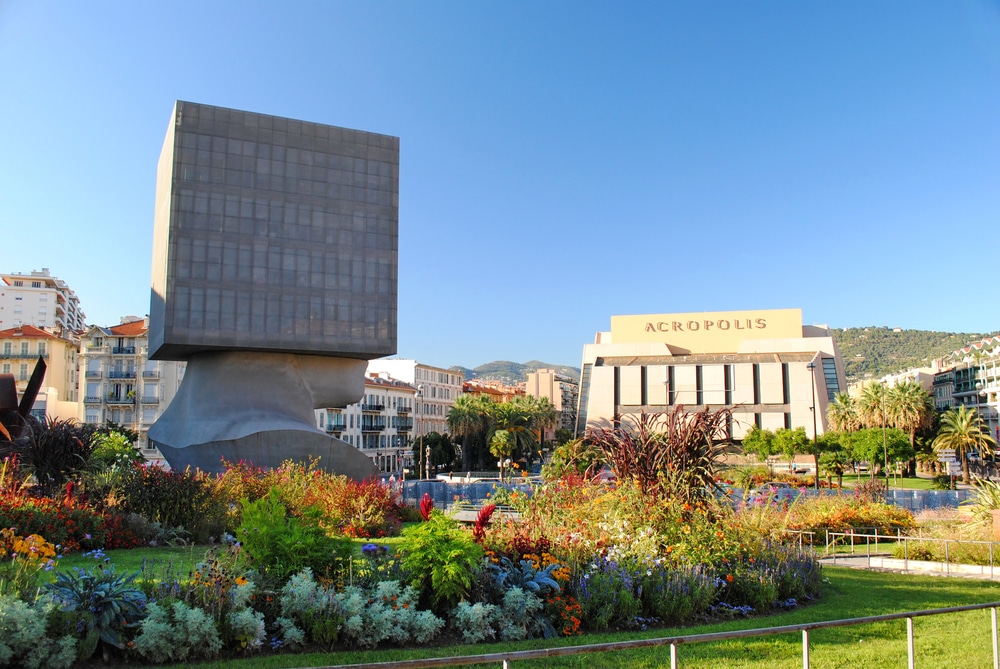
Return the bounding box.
[18,363,28,380]
[1,363,9,374]
[2,342,10,355]
[37,343,45,357]
[12,280,22,287]
[31,281,41,288]
[20,342,28,356]
[821,358,840,400]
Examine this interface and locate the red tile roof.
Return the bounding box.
[108,320,148,336]
[0,324,60,339]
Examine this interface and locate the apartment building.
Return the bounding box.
[524,368,579,434]
[365,359,463,437]
[0,269,85,334]
[941,336,1000,443]
[317,372,416,475]
[79,317,185,460]
[0,324,79,420]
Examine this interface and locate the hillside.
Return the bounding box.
[832,327,995,381]
[450,360,580,384]
[448,328,996,386]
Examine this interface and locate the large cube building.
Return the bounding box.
[149,101,398,361]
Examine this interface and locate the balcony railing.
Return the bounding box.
[326,422,347,432]
[361,421,386,432]
[140,396,159,405]
[108,371,136,379]
[361,403,385,412]
[85,370,102,378]
[112,346,136,355]
[397,406,411,414]
[83,396,102,403]
[142,370,159,378]
[106,397,135,405]
[0,352,49,360]
[397,418,414,430]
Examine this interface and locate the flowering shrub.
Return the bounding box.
[569,556,641,631]
[784,495,915,540]
[307,477,403,538]
[0,528,61,598]
[0,494,107,552]
[638,564,716,624]
[545,593,583,636]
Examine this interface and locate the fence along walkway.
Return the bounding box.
[297,601,1000,669]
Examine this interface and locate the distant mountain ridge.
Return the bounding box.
[449,328,998,385]
[450,360,580,384]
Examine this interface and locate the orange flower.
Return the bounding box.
[725,574,734,583]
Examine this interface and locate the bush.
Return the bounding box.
[235,488,353,583]
[0,595,78,669]
[4,418,98,497]
[307,477,403,538]
[398,511,484,613]
[451,587,547,643]
[117,464,229,544]
[133,601,222,663]
[336,581,444,648]
[279,568,345,648]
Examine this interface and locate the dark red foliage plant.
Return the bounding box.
[472,503,496,544]
[419,492,434,521]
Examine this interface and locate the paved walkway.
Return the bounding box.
[820,553,1000,581]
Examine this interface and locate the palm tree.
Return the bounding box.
[446,394,493,470]
[826,392,860,433]
[856,382,887,430]
[932,405,997,484]
[886,381,934,476]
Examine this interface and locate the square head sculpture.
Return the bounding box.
[149,101,398,361]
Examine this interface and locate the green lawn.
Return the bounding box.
[837,473,940,491]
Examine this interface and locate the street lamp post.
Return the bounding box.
[807,362,819,490]
[881,384,889,489]
[416,384,424,480]
[977,381,986,478]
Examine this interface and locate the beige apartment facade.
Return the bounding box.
[365,359,463,438]
[524,368,579,434]
[0,324,79,421]
[79,317,185,461]
[575,308,847,441]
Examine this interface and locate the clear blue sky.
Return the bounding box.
[2,2,998,370]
